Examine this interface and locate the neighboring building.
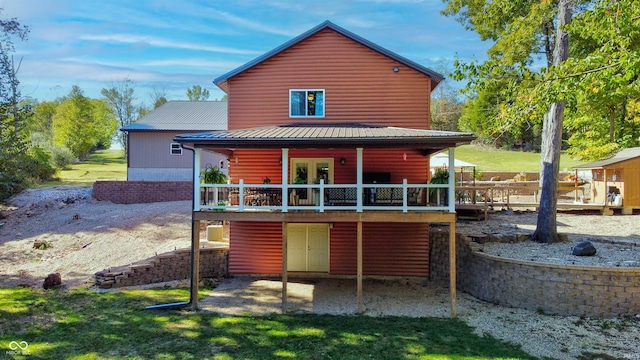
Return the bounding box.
[175,21,475,313]
[121,101,228,181]
[573,147,640,214]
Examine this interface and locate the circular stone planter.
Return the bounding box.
[429,230,640,317]
[462,250,640,317]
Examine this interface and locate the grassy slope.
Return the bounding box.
[454,144,585,172]
[43,149,127,186]
[0,287,535,360]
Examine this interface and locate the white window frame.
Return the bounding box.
[289,89,325,118]
[170,143,183,156]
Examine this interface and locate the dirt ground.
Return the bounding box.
[0,186,192,288]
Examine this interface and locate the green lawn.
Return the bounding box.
[454,144,586,172]
[43,149,127,186]
[0,287,535,359]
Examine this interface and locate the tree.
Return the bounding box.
[561,0,640,160]
[532,0,573,243]
[149,87,168,109]
[101,78,136,156]
[0,9,33,199]
[52,86,116,160]
[186,85,210,101]
[443,0,582,243]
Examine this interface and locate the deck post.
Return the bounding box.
[448,148,455,212]
[357,220,363,314]
[194,148,202,211]
[356,148,363,212]
[191,219,201,310]
[282,148,289,213]
[282,221,288,313]
[449,219,457,317]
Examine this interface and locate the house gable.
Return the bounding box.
[218,22,441,131]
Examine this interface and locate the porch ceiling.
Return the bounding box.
[174,123,476,151]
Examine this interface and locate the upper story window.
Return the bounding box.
[170,143,183,155]
[290,89,324,117]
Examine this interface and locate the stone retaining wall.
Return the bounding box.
[95,245,228,288]
[93,181,191,204]
[430,229,640,317]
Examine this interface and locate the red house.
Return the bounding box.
[175,21,475,314]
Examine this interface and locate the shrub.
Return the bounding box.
[50,146,78,170]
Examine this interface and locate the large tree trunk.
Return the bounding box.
[532,0,572,243]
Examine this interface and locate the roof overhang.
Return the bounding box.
[174,123,475,153]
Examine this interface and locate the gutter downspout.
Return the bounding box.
[145,144,197,310]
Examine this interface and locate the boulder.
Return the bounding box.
[572,241,597,256]
[43,273,62,289]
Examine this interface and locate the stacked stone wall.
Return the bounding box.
[430,229,640,317]
[96,246,228,288]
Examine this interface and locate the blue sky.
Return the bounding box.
[2,0,492,105]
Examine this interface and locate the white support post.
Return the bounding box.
[402,179,408,213]
[282,148,289,213]
[356,148,363,212]
[239,179,245,212]
[448,148,456,213]
[194,148,202,211]
[319,179,325,212]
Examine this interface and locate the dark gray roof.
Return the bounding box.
[121,101,227,132]
[213,21,444,90]
[174,123,475,149]
[573,147,640,169]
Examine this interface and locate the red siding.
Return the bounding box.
[229,221,429,276]
[229,148,430,185]
[227,29,431,130]
[229,222,282,274]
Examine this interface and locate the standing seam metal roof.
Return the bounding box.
[174,123,475,149]
[120,100,228,132]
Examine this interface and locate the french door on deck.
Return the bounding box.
[290,158,334,205]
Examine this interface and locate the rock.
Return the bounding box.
[43,273,62,289]
[572,241,597,256]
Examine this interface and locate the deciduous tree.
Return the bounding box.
[0,9,33,199]
[101,78,136,156]
[186,85,210,101]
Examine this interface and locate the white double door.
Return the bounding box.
[287,223,329,272]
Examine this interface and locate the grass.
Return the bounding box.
[454,144,586,172]
[42,149,127,186]
[0,287,536,359]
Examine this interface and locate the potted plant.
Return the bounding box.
[200,164,227,207]
[201,164,227,184]
[429,168,449,205]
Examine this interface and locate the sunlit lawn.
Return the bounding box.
[455,144,585,172]
[42,149,126,186]
[0,287,536,359]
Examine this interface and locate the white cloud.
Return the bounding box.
[79,34,262,55]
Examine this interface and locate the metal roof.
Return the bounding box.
[573,147,640,169]
[213,21,444,91]
[120,100,227,132]
[174,123,475,149]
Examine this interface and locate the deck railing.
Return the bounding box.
[197,179,452,213]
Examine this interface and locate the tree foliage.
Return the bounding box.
[0,9,36,199]
[186,85,210,101]
[52,86,116,160]
[101,78,136,155]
